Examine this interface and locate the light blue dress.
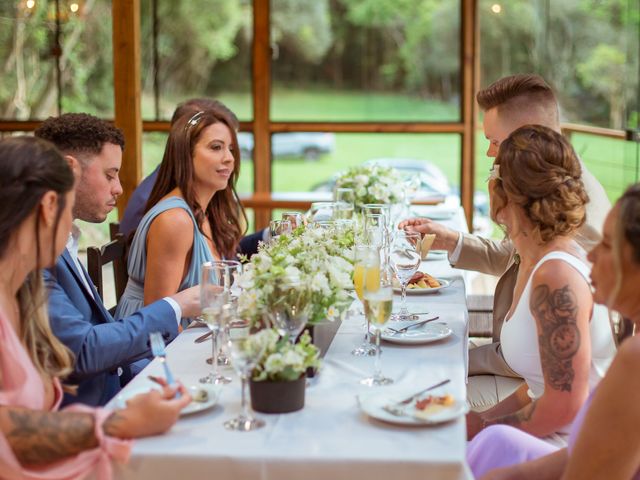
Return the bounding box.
[114,196,215,319]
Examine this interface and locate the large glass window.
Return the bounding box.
[270,0,461,122]
[477,0,640,221]
[0,0,113,119]
[140,0,253,121]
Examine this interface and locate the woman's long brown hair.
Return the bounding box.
[145,107,247,258]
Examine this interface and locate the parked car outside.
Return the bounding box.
[237,132,335,161]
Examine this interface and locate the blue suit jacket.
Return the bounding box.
[45,249,178,407]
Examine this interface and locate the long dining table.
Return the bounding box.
[109,205,473,480]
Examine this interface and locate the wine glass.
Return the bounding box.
[269,220,292,242]
[199,264,231,384]
[308,202,337,223]
[360,264,393,386]
[389,231,422,320]
[351,245,379,356]
[224,321,266,432]
[281,211,304,229]
[266,282,310,344]
[334,187,355,220]
[362,203,392,230]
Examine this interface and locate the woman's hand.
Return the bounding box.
[103,383,191,439]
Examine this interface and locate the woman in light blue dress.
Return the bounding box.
[115,105,246,320]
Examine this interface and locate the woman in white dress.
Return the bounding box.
[466,125,616,446]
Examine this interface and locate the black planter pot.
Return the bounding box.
[249,375,306,413]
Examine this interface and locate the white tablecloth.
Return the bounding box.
[110,206,473,480]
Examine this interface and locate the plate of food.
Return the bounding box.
[381,322,452,345]
[393,272,450,294]
[357,391,467,426]
[116,384,222,416]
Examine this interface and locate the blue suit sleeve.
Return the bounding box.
[44,269,179,381]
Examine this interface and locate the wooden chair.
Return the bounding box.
[87,233,129,315]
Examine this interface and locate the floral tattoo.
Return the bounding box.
[530,284,581,392]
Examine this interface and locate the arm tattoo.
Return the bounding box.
[3,408,98,466]
[530,284,581,392]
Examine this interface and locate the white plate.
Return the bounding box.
[116,384,222,416]
[381,323,452,345]
[393,278,450,295]
[357,391,467,426]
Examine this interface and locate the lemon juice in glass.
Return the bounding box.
[351,245,380,356]
[361,264,394,386]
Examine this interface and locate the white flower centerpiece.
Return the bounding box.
[237,225,355,326]
[334,164,404,208]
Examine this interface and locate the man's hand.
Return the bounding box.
[397,218,460,255]
[170,285,205,318]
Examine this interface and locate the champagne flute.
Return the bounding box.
[389,231,422,320]
[334,187,355,220]
[224,321,266,431]
[351,245,379,356]
[206,260,242,369]
[360,265,394,386]
[199,264,230,384]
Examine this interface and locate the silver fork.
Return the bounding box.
[386,316,440,334]
[149,332,180,398]
[382,379,451,416]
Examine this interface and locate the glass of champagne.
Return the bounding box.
[224,321,266,432]
[199,263,230,384]
[334,187,355,220]
[360,265,394,386]
[389,231,422,320]
[351,245,380,356]
[206,260,242,369]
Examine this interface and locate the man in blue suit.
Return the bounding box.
[36,113,201,407]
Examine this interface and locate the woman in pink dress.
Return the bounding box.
[0,137,191,480]
[469,183,640,479]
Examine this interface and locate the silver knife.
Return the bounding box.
[382,379,451,416]
[194,330,213,344]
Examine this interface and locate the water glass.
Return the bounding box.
[389,231,421,319]
[224,321,266,432]
[308,202,337,223]
[334,187,355,220]
[281,211,304,229]
[269,220,292,242]
[360,265,393,386]
[207,260,242,367]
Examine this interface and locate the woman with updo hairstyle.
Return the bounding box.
[468,183,640,479]
[0,137,189,479]
[465,125,616,451]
